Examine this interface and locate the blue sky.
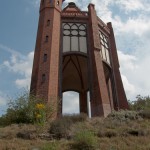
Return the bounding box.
[0,0,150,116]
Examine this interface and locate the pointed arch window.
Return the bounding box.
[62,23,87,54]
[99,31,110,64]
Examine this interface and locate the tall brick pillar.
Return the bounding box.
[88,4,111,117]
[107,22,129,109]
[79,91,88,114]
[30,0,62,117]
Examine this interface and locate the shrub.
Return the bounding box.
[139,110,150,119]
[127,129,139,136]
[107,110,141,122]
[67,113,87,122]
[16,130,37,140]
[126,128,150,136]
[0,91,48,126]
[105,130,117,138]
[0,92,35,126]
[49,117,72,139]
[35,103,46,125]
[72,130,98,150]
[49,114,87,139]
[98,129,117,138]
[0,115,8,127]
[41,142,59,150]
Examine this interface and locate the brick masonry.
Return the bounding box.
[30,0,128,118]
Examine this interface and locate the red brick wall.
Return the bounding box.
[30,0,62,117]
[30,1,128,118]
[107,22,129,109]
[88,4,111,117]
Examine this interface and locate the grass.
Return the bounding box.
[72,130,98,150]
[0,112,150,150]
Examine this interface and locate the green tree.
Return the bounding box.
[129,95,150,111]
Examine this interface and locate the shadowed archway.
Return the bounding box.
[62,54,89,114]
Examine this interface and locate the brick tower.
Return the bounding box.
[30,0,128,118]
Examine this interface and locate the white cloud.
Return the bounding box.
[0,44,23,57]
[121,75,136,100]
[0,91,8,106]
[113,16,150,36]
[115,0,144,12]
[118,51,138,71]
[90,0,112,22]
[0,92,6,106]
[118,49,150,100]
[85,0,150,38]
[118,51,137,99]
[30,0,40,7]
[15,78,31,89]
[63,91,79,114]
[3,51,34,89]
[0,91,8,116]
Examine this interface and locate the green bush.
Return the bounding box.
[0,93,34,126]
[107,110,141,122]
[0,91,47,126]
[72,130,98,150]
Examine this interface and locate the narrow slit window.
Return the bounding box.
[43,54,47,62]
[45,36,49,42]
[42,74,46,82]
[47,20,50,26]
[57,1,59,5]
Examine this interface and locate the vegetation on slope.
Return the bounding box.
[0,93,150,150]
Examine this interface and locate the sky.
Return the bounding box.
[0,0,150,116]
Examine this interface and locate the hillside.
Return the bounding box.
[0,110,150,150]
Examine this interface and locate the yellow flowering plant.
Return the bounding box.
[35,103,46,125]
[36,103,45,109]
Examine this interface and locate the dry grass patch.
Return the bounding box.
[97,136,150,150]
[0,111,150,150]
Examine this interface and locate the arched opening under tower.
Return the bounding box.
[61,22,91,116]
[61,54,90,115]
